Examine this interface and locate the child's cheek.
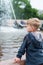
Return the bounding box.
[26,26,32,32]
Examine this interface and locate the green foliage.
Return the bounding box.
[31,8,38,17]
[12,0,31,19]
[38,14,43,20]
[23,6,39,19]
[12,0,39,19]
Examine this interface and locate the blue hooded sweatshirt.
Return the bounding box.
[16,31,43,65]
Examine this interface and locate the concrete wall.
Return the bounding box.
[5,19,43,27]
[6,19,27,27]
[0,59,25,65]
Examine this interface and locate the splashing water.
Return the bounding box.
[0,0,16,26]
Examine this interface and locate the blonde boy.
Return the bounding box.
[14,18,43,65]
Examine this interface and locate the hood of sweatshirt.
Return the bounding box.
[31,31,43,42]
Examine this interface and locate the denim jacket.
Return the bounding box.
[16,32,43,65]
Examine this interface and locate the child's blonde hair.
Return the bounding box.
[27,18,40,29]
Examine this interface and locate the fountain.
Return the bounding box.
[0,0,16,26]
[0,1,27,65]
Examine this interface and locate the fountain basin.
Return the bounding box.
[0,59,25,65]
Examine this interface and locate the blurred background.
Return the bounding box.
[0,0,43,61]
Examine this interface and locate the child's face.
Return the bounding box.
[26,24,36,32]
